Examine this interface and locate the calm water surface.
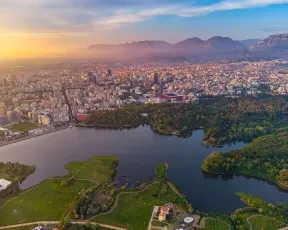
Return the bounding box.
[0,126,287,212]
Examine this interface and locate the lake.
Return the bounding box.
[0,126,287,212]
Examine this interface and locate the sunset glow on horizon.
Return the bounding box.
[1,0,288,60]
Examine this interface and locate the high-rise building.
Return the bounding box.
[6,111,13,122]
[107,69,112,77]
[153,72,159,85]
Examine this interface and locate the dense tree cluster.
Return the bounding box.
[72,183,116,219]
[202,133,288,188]
[86,95,288,146]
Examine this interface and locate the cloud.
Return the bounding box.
[97,0,288,28]
[255,27,288,32]
[1,0,288,33]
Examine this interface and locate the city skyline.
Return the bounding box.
[1,0,288,59]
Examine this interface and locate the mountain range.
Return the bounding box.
[77,33,288,62]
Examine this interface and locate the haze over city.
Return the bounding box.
[1,0,288,59]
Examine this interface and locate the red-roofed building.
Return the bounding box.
[77,113,88,121]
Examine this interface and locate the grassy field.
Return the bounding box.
[0,156,118,226]
[0,179,93,226]
[10,122,40,132]
[202,218,231,230]
[92,182,183,230]
[248,215,283,230]
[69,224,114,230]
[65,156,118,183]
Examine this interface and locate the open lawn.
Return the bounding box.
[10,123,40,132]
[65,156,117,183]
[92,182,183,230]
[248,215,283,230]
[202,218,231,230]
[0,179,93,226]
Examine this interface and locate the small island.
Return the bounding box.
[0,162,35,198]
[202,133,288,189]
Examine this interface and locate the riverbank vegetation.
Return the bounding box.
[0,156,118,227]
[202,133,288,188]
[85,95,288,146]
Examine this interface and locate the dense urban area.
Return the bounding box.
[1,58,288,143]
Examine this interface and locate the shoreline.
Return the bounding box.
[202,169,288,191]
[0,126,69,147]
[75,124,134,128]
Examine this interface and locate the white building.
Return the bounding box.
[0,179,12,191]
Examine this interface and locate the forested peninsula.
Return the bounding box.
[202,133,288,189]
[84,95,288,146]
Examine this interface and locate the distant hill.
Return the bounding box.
[239,39,260,47]
[249,34,288,50]
[249,34,288,58]
[73,33,288,62]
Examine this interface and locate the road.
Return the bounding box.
[0,221,127,230]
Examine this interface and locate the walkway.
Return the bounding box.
[0,221,127,230]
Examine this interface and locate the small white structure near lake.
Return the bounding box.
[184,216,194,224]
[0,179,12,191]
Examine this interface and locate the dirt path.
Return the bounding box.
[147,206,159,230]
[0,221,127,230]
[246,214,283,230]
[89,182,160,220]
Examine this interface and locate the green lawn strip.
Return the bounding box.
[9,123,40,132]
[92,183,182,230]
[248,215,284,230]
[69,224,114,230]
[0,179,93,226]
[202,218,230,230]
[152,220,168,227]
[65,156,117,183]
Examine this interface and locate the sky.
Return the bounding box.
[1,0,288,59]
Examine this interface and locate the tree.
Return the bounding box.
[279,169,288,182]
[187,204,193,214]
